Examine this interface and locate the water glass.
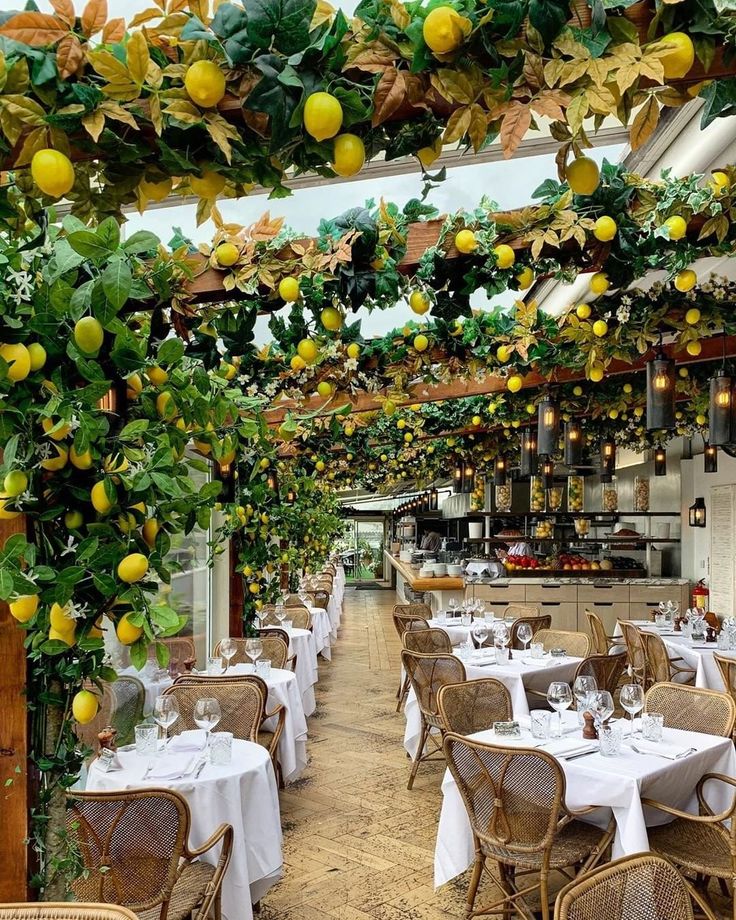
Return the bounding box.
[530,642,544,659]
[219,638,237,671]
[255,658,272,678]
[283,619,293,634]
[207,656,223,675]
[209,731,233,766]
[642,712,664,743]
[717,630,729,651]
[457,641,472,662]
[654,613,665,629]
[495,645,510,665]
[547,682,573,738]
[599,723,623,757]
[619,683,644,736]
[461,612,472,627]
[135,723,159,756]
[153,695,179,747]
[435,608,446,626]
[573,675,597,723]
[448,598,458,619]
[530,710,551,740]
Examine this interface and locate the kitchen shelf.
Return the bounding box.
[464,537,681,544]
[471,510,681,519]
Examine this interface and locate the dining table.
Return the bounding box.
[86,737,283,920]
[306,604,335,659]
[118,663,174,715]
[261,625,319,716]
[435,718,736,887]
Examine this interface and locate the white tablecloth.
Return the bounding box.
[307,605,333,660]
[118,665,174,715]
[435,724,736,886]
[404,650,582,757]
[428,618,472,646]
[262,626,318,716]
[227,663,308,783]
[86,740,283,920]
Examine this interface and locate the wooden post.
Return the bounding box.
[0,513,30,901]
[228,534,244,639]
[279,539,289,594]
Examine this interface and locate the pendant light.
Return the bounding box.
[463,460,475,493]
[654,447,667,476]
[520,429,538,476]
[429,487,438,511]
[646,349,675,430]
[537,396,560,457]
[494,455,507,486]
[285,486,297,504]
[688,497,706,527]
[709,367,733,446]
[704,442,718,473]
[563,420,583,466]
[600,439,616,482]
[681,437,693,461]
[541,457,555,489]
[453,457,463,493]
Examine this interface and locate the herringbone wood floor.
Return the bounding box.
[260,588,469,919]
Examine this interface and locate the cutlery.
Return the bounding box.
[629,744,696,760]
[564,748,598,760]
[193,758,207,779]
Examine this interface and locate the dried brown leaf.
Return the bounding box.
[630,95,659,150]
[56,33,84,79]
[0,12,68,46]
[102,16,125,41]
[371,68,406,127]
[50,0,75,28]
[499,103,531,158]
[81,0,107,37]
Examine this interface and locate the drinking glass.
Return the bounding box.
[494,645,510,665]
[209,731,233,766]
[153,695,179,747]
[599,723,623,757]
[504,610,515,628]
[472,620,489,649]
[530,710,551,740]
[573,675,597,723]
[530,641,544,659]
[492,622,510,649]
[642,712,664,743]
[619,683,644,737]
[516,623,533,652]
[255,658,272,678]
[193,697,221,748]
[135,723,158,756]
[275,603,287,626]
[448,597,458,619]
[219,638,237,672]
[435,608,447,626]
[245,638,263,667]
[547,682,573,738]
[207,656,223,675]
[586,690,614,733]
[256,606,268,629]
[654,613,665,629]
[461,611,472,627]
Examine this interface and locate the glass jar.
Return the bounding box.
[634,475,650,512]
[535,519,554,538]
[602,482,618,512]
[470,473,485,511]
[567,475,584,512]
[529,475,545,512]
[546,485,563,511]
[495,482,512,512]
[574,517,590,537]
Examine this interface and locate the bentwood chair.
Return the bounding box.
[641,632,696,685]
[644,682,736,738]
[553,853,712,920]
[401,650,466,789]
[510,614,551,649]
[618,621,648,686]
[284,594,308,607]
[0,906,141,920]
[534,629,591,658]
[437,679,512,735]
[714,653,736,731]
[214,635,295,671]
[443,734,615,920]
[394,602,432,620]
[504,603,541,620]
[402,628,452,655]
[259,606,311,630]
[162,636,197,667]
[67,788,233,920]
[574,654,628,698]
[585,610,621,655]
[393,613,430,712]
[75,675,145,753]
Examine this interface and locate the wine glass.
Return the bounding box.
[573,675,597,724]
[194,697,221,749]
[516,623,533,653]
[245,638,263,669]
[448,597,458,619]
[619,683,644,737]
[547,682,573,738]
[153,695,179,748]
[219,638,237,672]
[586,690,614,733]
[492,621,510,649]
[472,619,489,650]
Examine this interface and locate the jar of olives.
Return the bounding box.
[546,485,563,511]
[495,483,512,512]
[567,475,584,512]
[470,474,486,511]
[634,475,650,512]
[529,475,545,512]
[602,482,618,512]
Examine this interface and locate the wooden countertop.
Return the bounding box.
[384,552,464,591]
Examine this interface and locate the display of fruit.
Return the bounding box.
[546,486,563,511]
[504,554,539,570]
[534,520,554,538]
[529,476,545,512]
[567,475,584,512]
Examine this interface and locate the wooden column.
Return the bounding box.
[0,513,30,901]
[228,535,244,638]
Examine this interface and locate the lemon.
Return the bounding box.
[525,403,535,414]
[397,418,406,429]
[623,383,633,394]
[417,137,443,170]
[515,266,534,290]
[589,364,605,382]
[117,552,149,584]
[72,689,99,724]
[685,307,701,325]
[347,343,360,359]
[215,242,240,267]
[185,60,226,108]
[590,272,610,294]
[146,366,169,386]
[423,6,466,54]
[279,277,300,302]
[315,460,326,472]
[593,216,617,242]
[0,343,31,382]
[709,171,730,195]
[345,424,355,436]
[50,602,75,633]
[496,344,512,363]
[575,303,591,320]
[31,149,75,198]
[317,381,333,397]
[126,372,143,399]
[3,470,27,497]
[414,334,429,352]
[409,291,430,315]
[220,362,237,380]
[565,156,600,195]
[190,171,226,198]
[116,611,143,645]
[332,134,365,177]
[472,415,482,426]
[696,413,707,425]
[303,92,343,141]
[27,343,46,371]
[321,306,343,331]
[40,444,68,471]
[664,215,687,240]
[507,374,523,393]
[675,269,697,292]
[278,422,296,441]
[70,446,93,470]
[608,409,619,419]
[404,432,413,443]
[297,338,318,364]
[686,340,702,356]
[139,176,172,202]
[384,399,396,416]
[91,480,115,514]
[9,595,39,622]
[592,319,608,337]
[455,229,477,254]
[659,32,695,80]
[249,582,260,595]
[573,385,583,396]
[74,316,104,355]
[65,510,83,529]
[290,355,306,372]
[49,626,75,645]
[493,244,515,269]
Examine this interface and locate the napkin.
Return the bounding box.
[540,738,598,759]
[147,754,195,780]
[631,739,696,760]
[167,730,207,753]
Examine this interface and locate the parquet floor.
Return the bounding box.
[260,588,469,919]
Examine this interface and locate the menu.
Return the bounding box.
[710,484,735,616]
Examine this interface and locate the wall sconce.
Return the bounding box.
[563,420,583,466]
[429,487,438,511]
[709,368,733,446]
[681,437,693,461]
[453,457,464,493]
[646,352,675,430]
[704,442,718,473]
[520,429,538,477]
[494,455,507,486]
[654,447,667,476]
[266,468,280,502]
[463,461,475,494]
[215,459,236,502]
[689,497,706,527]
[285,487,297,504]
[537,397,560,457]
[600,438,616,482]
[541,457,555,489]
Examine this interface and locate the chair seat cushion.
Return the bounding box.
[648,819,732,876]
[481,819,605,870]
[138,860,215,920]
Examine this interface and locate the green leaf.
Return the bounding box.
[67,230,116,263]
[123,230,161,256]
[97,217,121,252]
[129,639,147,670]
[700,78,736,129]
[245,54,302,149]
[157,338,185,365]
[0,569,14,600]
[211,2,254,64]
[247,0,317,55]
[120,419,149,440]
[101,257,132,311]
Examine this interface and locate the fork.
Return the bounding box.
[629,744,696,760]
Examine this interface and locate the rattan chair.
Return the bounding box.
[67,788,233,920]
[284,593,308,607]
[574,654,628,698]
[644,682,736,737]
[437,678,512,735]
[553,853,709,920]
[443,734,615,920]
[401,650,466,789]
[162,636,197,666]
[258,626,289,645]
[617,621,648,686]
[258,606,311,630]
[0,906,141,920]
[585,610,622,655]
[213,635,295,671]
[534,629,591,658]
[714,652,736,722]
[641,632,696,685]
[402,628,452,655]
[394,602,432,620]
[393,613,430,712]
[305,589,330,610]
[510,614,551,650]
[75,675,145,752]
[504,603,541,620]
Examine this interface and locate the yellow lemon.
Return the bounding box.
[215,242,240,267]
[409,291,430,315]
[565,156,600,195]
[589,364,605,382]
[146,366,169,386]
[675,269,697,292]
[417,136,443,170]
[139,176,172,202]
[72,689,99,724]
[42,417,71,441]
[332,134,365,177]
[248,582,260,595]
[397,418,406,429]
[297,338,318,364]
[592,319,608,337]
[70,446,93,470]
[116,611,144,645]
[709,171,730,195]
[27,343,46,371]
[414,334,429,352]
[279,277,300,302]
[65,510,83,529]
[117,553,149,584]
[493,244,515,269]
[9,595,39,623]
[472,415,482,426]
[184,59,226,108]
[576,303,591,319]
[290,355,306,372]
[423,6,466,54]
[91,480,115,514]
[664,215,687,240]
[126,372,143,399]
[321,306,343,331]
[593,216,617,242]
[659,32,695,80]
[3,470,27,497]
[303,92,343,141]
[344,424,355,436]
[31,149,75,198]
[573,385,583,396]
[404,432,413,443]
[0,343,30,382]
[515,266,534,289]
[384,399,397,416]
[315,459,326,472]
[156,391,177,419]
[590,272,610,294]
[623,383,633,394]
[189,171,226,198]
[347,342,360,359]
[40,444,68,471]
[317,380,333,398]
[74,316,104,355]
[696,413,707,425]
[50,602,75,633]
[454,229,477,253]
[496,344,512,363]
[507,374,523,393]
[49,626,75,645]
[686,340,702,356]
[685,307,701,325]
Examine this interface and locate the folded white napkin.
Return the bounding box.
[147,754,195,780]
[631,739,696,760]
[541,738,598,758]
[167,730,207,753]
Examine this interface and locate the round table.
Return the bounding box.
[118,664,173,714]
[86,739,282,920]
[307,605,334,659]
[261,625,319,716]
